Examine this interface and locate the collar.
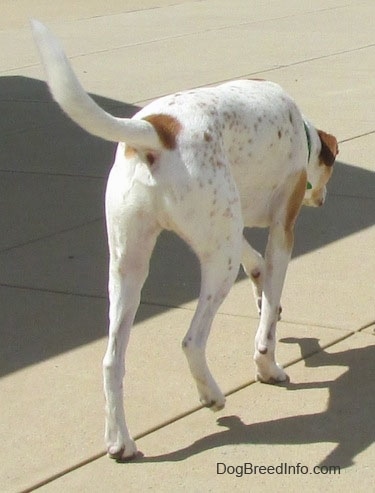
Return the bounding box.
[303,120,312,163]
[303,120,313,190]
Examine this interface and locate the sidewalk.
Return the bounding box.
[1,1,374,491]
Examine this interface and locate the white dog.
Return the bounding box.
[32,21,338,460]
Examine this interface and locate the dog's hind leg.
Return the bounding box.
[103,179,161,460]
[182,214,243,411]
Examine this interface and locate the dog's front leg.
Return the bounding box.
[253,225,290,383]
[254,170,306,383]
[241,237,265,314]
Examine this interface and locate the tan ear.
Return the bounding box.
[318,130,339,166]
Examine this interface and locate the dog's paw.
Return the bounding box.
[200,393,226,412]
[203,397,226,412]
[255,362,288,384]
[198,385,226,412]
[108,439,138,462]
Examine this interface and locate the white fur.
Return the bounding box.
[32,20,336,460]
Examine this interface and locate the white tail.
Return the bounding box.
[31,20,162,149]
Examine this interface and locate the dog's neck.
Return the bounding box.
[302,119,324,191]
[303,119,322,164]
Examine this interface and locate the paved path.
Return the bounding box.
[1,1,374,491]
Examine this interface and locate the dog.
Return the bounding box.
[31,20,338,460]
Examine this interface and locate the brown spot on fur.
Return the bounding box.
[284,169,307,249]
[125,145,137,159]
[318,130,338,167]
[204,131,213,142]
[143,114,181,149]
[223,207,233,218]
[278,130,282,139]
[146,152,155,165]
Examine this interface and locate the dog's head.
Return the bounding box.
[303,129,338,207]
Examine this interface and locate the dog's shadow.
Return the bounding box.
[135,338,374,469]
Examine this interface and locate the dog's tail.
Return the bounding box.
[31,20,162,149]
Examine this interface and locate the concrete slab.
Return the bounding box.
[362,324,375,336]
[0,286,353,492]
[0,285,107,377]
[0,186,373,331]
[2,1,373,103]
[0,172,104,251]
[254,47,375,142]
[34,331,374,492]
[338,134,375,174]
[0,220,108,297]
[282,226,375,330]
[332,147,375,205]
[0,0,188,29]
[1,1,374,492]
[0,75,137,176]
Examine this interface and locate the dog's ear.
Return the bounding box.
[318,130,339,166]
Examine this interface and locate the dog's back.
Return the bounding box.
[130,80,308,230]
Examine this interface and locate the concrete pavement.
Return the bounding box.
[1,1,374,491]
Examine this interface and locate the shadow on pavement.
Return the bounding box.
[1,76,374,376]
[137,338,375,470]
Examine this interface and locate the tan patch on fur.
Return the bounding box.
[143,114,181,149]
[284,169,307,249]
[125,145,137,159]
[311,165,333,205]
[318,130,338,167]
